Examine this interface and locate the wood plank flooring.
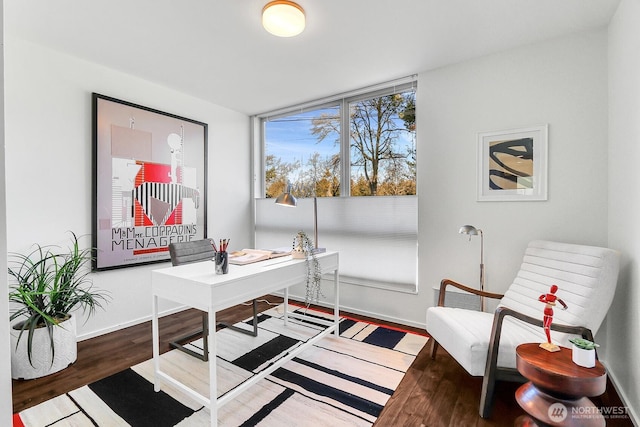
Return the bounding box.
[12,296,632,426]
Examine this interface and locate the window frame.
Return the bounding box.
[253,78,417,199]
[251,77,419,293]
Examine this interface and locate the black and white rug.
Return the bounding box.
[15,305,428,426]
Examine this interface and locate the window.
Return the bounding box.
[264,105,341,198]
[253,78,418,293]
[261,81,416,198]
[348,91,416,196]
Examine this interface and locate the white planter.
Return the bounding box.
[571,343,596,368]
[10,315,77,380]
[291,249,306,259]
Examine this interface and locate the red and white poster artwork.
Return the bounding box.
[93,94,207,270]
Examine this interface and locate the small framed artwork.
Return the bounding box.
[92,93,208,270]
[477,124,548,202]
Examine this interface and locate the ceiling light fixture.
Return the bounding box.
[262,0,305,38]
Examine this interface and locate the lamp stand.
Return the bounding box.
[312,196,326,254]
[479,229,485,311]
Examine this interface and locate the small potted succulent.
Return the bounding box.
[569,337,599,368]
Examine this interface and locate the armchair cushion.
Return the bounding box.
[427,307,574,376]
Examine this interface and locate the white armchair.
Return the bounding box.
[426,240,620,418]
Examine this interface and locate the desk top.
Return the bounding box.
[151,250,339,312]
[516,343,606,397]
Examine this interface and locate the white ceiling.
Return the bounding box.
[6,0,620,115]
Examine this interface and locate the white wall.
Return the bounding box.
[3,38,252,339]
[607,0,640,421]
[0,1,13,425]
[418,28,609,304]
[326,29,609,329]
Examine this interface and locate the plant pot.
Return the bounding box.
[291,249,306,259]
[571,343,596,368]
[10,315,77,380]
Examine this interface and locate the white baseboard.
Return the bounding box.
[279,291,426,331]
[76,305,190,342]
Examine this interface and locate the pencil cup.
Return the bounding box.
[215,251,228,275]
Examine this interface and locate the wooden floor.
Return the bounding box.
[12,296,632,426]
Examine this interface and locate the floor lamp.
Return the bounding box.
[275,187,326,253]
[458,224,485,311]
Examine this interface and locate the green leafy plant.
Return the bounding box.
[569,337,599,350]
[8,232,110,366]
[292,231,323,306]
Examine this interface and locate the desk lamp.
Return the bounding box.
[459,224,485,311]
[275,187,325,254]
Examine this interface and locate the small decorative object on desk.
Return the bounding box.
[291,231,309,259]
[569,337,599,368]
[215,239,229,274]
[538,284,568,352]
[215,251,228,274]
[291,231,323,306]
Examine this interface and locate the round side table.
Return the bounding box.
[515,343,606,426]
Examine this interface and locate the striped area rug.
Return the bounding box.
[15,305,428,426]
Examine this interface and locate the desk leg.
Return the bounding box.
[283,287,289,326]
[152,294,160,392]
[333,269,340,337]
[209,308,217,427]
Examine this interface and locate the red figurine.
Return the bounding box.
[538,284,568,352]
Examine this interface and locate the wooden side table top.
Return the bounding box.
[516,343,606,397]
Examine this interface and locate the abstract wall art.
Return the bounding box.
[477,124,548,201]
[92,94,208,270]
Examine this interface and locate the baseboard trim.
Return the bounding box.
[278,291,426,331]
[76,305,189,342]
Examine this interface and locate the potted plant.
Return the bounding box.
[569,337,599,368]
[8,232,110,379]
[291,231,323,306]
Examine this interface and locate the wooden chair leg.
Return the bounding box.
[430,338,439,359]
[479,364,497,418]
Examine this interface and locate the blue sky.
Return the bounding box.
[264,105,415,177]
[265,107,339,166]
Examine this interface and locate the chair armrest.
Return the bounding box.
[491,306,594,340]
[484,306,594,380]
[438,278,505,307]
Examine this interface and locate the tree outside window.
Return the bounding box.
[263,86,416,198]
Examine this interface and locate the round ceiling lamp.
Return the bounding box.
[262,0,305,37]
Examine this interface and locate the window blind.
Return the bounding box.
[254,196,418,293]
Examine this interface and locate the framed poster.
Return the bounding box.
[92,93,208,270]
[477,124,548,201]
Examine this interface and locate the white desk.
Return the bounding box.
[151,251,339,427]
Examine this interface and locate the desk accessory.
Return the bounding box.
[215,250,228,274]
[275,187,326,254]
[228,248,290,265]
